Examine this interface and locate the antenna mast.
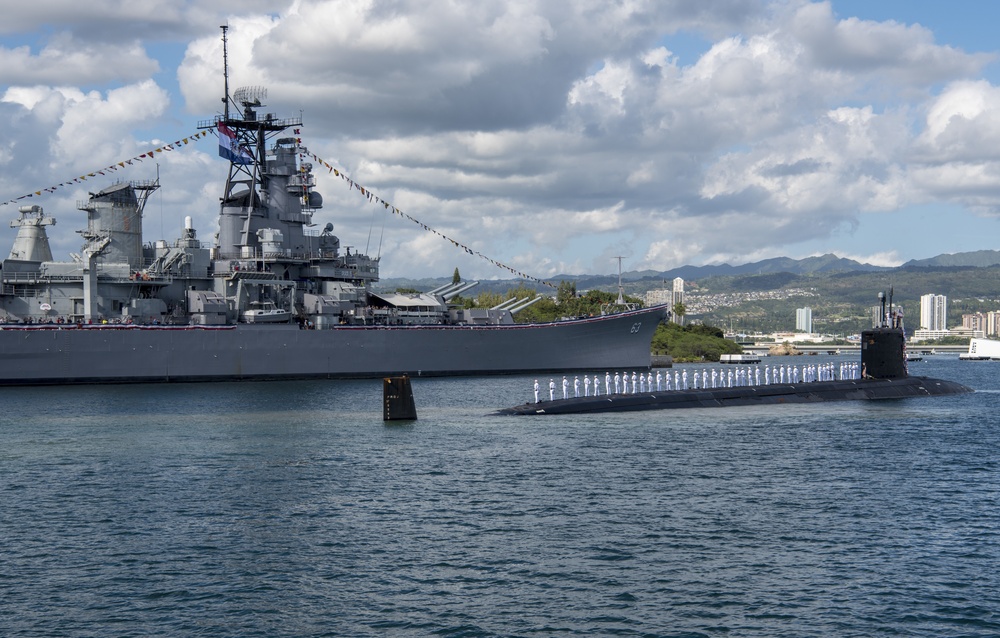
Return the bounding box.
[615,256,625,305]
[221,25,230,120]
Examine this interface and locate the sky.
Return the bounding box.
[2,0,1000,281]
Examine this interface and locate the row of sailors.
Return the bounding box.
[533,362,861,402]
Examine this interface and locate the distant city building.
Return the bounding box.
[795,307,812,333]
[644,289,672,306]
[870,304,886,328]
[919,294,948,331]
[646,278,686,324]
[911,328,951,342]
[989,311,1000,337]
[949,326,985,340]
[963,312,987,333]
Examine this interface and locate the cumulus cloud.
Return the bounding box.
[1,0,999,280]
[0,36,158,86]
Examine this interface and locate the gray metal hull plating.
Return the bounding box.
[0,305,666,385]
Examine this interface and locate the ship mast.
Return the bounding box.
[197,26,303,249]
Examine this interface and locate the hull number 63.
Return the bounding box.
[630,322,642,334]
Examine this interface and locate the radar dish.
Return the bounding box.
[233,86,267,107]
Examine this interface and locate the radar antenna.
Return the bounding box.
[601,256,639,315]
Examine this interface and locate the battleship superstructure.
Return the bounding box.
[0,29,666,385]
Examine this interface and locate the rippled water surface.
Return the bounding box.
[1,356,999,636]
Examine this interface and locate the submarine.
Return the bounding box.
[497,293,973,416]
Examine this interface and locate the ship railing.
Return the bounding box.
[197,115,303,130]
[1,285,44,297]
[2,272,91,284]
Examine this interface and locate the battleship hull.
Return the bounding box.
[0,305,666,385]
[497,376,973,415]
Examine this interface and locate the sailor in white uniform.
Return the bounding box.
[549,378,555,401]
[534,379,540,403]
[573,376,580,398]
[605,372,612,395]
[562,376,569,399]
[594,374,601,396]
[614,372,621,394]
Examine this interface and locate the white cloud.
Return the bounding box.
[1,0,999,279]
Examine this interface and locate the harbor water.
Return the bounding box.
[1,354,998,636]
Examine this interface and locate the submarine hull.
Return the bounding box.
[497,376,973,415]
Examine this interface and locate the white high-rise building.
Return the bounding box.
[643,278,686,324]
[796,307,812,333]
[671,277,685,324]
[919,294,948,331]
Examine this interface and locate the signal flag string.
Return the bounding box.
[302,148,556,289]
[0,130,211,208]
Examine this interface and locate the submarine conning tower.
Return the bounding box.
[861,289,908,379]
[861,327,907,379]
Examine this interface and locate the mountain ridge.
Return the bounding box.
[377,249,1000,291]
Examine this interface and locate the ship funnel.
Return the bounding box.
[8,205,55,262]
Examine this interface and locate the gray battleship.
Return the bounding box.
[0,30,666,386]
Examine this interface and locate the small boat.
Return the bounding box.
[242,301,291,323]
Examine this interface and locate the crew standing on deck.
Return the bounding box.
[534,379,540,403]
[574,376,580,398]
[549,378,555,401]
[562,376,569,399]
[584,375,591,396]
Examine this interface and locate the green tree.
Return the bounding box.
[651,322,741,362]
[672,302,687,324]
[452,267,461,284]
[556,280,577,304]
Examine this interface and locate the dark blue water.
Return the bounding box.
[1,355,998,637]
